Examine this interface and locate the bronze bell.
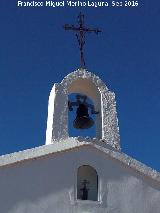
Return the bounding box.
[68,94,99,130]
[73,103,94,129]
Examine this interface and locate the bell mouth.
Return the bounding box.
[73,116,94,129]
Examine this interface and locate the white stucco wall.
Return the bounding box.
[0,145,160,213]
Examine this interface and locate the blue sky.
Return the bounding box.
[0,0,160,171]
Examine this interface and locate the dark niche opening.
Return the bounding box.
[77,165,98,201]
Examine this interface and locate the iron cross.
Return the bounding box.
[63,13,101,68]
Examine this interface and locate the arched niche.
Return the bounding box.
[45,69,120,150]
[77,165,98,201]
[67,77,101,138]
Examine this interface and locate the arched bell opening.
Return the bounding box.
[67,78,102,139]
[68,93,97,137]
[77,165,98,201]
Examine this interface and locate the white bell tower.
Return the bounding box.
[45,68,120,150]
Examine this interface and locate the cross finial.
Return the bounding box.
[63,12,101,68]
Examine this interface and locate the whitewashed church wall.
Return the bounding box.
[0,146,160,213]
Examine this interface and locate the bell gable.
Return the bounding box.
[45,68,120,150]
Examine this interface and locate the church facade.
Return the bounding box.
[0,69,160,213]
